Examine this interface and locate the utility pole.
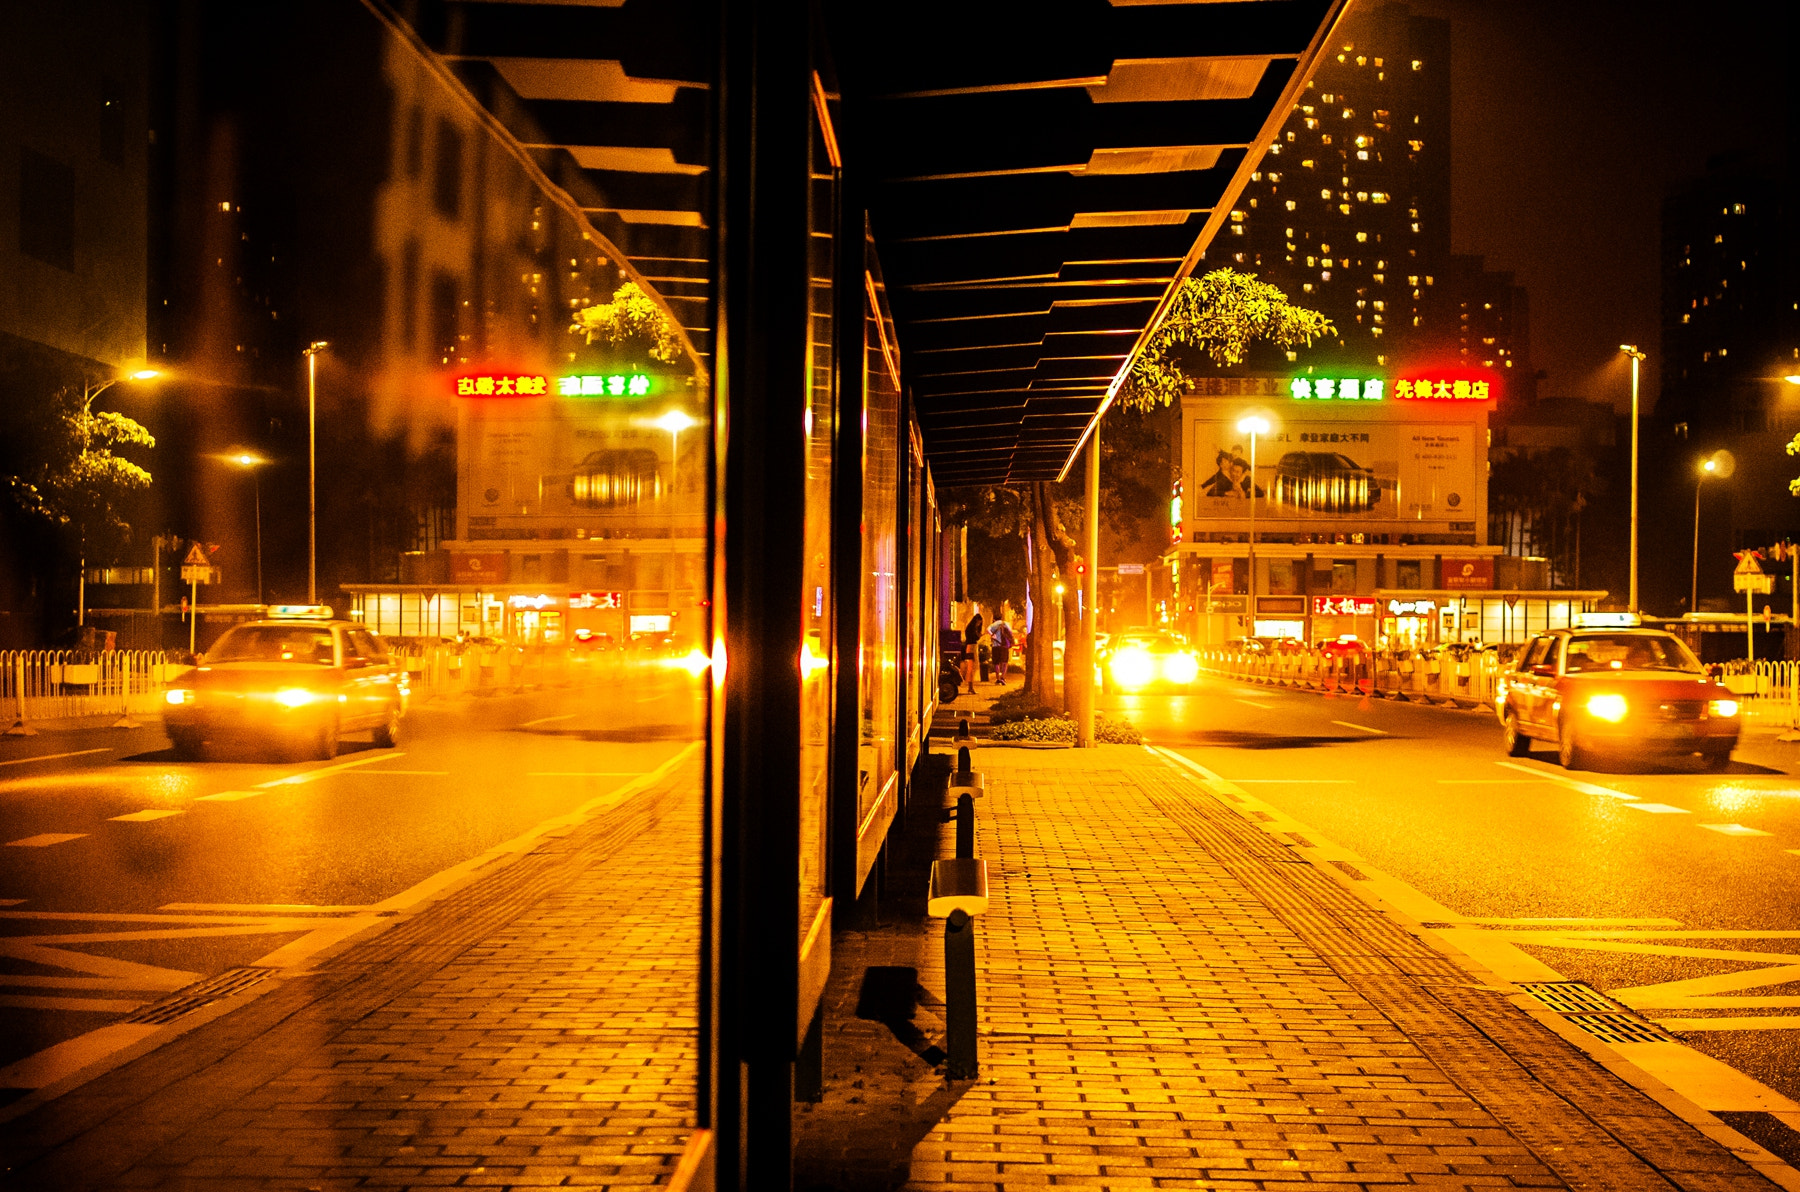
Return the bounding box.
[303,341,329,604]
[1620,346,1645,613]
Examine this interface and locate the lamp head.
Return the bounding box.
[1784,375,1800,385]
[1702,458,1716,474]
[129,369,161,381]
[304,340,329,356]
[1236,414,1271,436]
[652,410,699,434]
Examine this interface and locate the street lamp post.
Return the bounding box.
[1236,413,1271,629]
[302,341,329,604]
[652,409,700,510]
[1692,456,1717,615]
[1620,345,1646,613]
[229,453,269,603]
[75,369,160,628]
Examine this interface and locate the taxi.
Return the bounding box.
[162,606,408,762]
[1495,619,1738,770]
[1099,629,1201,693]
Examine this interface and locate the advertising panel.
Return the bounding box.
[450,552,510,584]
[1442,557,1494,590]
[1188,417,1479,522]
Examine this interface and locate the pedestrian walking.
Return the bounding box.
[960,610,984,694]
[989,617,1015,685]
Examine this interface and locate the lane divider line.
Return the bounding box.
[1332,720,1386,734]
[1236,698,1273,709]
[1626,803,1692,815]
[0,748,113,768]
[337,770,450,777]
[108,810,183,823]
[525,771,647,777]
[520,713,577,728]
[1236,779,1353,784]
[1701,823,1773,837]
[6,834,87,848]
[1496,760,1641,800]
[196,791,260,802]
[254,751,407,788]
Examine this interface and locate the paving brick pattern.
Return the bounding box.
[0,763,702,1191]
[899,746,1775,1192]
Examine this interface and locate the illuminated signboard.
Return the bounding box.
[1312,596,1377,617]
[1285,374,1496,402]
[630,614,673,634]
[568,591,625,610]
[1386,598,1438,616]
[453,373,657,398]
[509,593,557,609]
[1290,377,1384,401]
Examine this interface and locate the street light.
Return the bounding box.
[1619,345,1646,613]
[226,452,270,603]
[1690,449,1736,616]
[302,341,328,603]
[1236,413,1271,625]
[652,409,699,507]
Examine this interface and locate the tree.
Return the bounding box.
[570,280,683,364]
[5,382,156,619]
[1116,268,1334,411]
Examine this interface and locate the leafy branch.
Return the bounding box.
[569,280,682,364]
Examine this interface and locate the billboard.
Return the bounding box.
[1189,417,1479,522]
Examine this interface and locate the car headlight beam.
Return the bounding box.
[275,688,317,708]
[1585,693,1629,722]
[1709,699,1740,718]
[1110,647,1155,691]
[164,688,193,706]
[1163,652,1199,685]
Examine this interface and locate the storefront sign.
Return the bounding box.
[450,551,510,583]
[1116,563,1145,575]
[1206,595,1248,614]
[1289,377,1384,401]
[1395,377,1492,401]
[568,591,625,609]
[1257,596,1307,616]
[557,373,654,397]
[1283,372,1497,403]
[452,372,657,398]
[1442,558,1494,590]
[455,373,550,397]
[509,593,557,609]
[1210,559,1235,595]
[1312,596,1377,617]
[1385,598,1438,616]
[631,614,673,634]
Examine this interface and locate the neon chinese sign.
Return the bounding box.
[1395,377,1490,401]
[1289,377,1384,401]
[568,591,624,610]
[453,372,658,398]
[1312,596,1377,617]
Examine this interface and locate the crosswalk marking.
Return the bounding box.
[1625,803,1690,815]
[1331,720,1385,734]
[6,834,87,848]
[1701,823,1772,837]
[109,810,183,822]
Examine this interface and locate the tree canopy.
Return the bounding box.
[1116,268,1333,411]
[570,280,683,364]
[6,385,155,558]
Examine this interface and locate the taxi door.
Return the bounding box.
[343,628,388,729]
[1512,636,1554,735]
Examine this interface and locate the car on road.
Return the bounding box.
[162,607,408,762]
[1496,627,1739,770]
[1099,630,1200,693]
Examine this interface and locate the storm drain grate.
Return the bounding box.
[120,966,280,1026]
[1516,982,1671,1043]
[1518,981,1617,1014]
[1565,1012,1672,1044]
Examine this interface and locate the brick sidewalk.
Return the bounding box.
[0,759,701,1191]
[804,740,1784,1192]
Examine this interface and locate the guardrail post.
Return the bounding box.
[113,652,141,729]
[956,791,974,859]
[5,654,34,736]
[944,908,978,1080]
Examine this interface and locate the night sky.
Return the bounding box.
[1400,0,1793,410]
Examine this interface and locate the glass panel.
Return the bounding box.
[799,102,837,949]
[859,247,900,827]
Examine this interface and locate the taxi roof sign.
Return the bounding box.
[267,604,335,620]
[1574,611,1641,629]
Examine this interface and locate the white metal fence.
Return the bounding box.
[1,649,179,728]
[1200,646,1503,707]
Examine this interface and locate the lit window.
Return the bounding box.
[1231,210,1245,222]
[1305,118,1319,130]
[1412,59,1423,70]
[1342,109,1354,119]
[1231,224,1243,235]
[1320,134,1332,144]
[1682,313,1691,323]
[1356,192,1368,202]
[1306,256,1316,267]
[1322,270,1332,280]
[1286,200,1297,211]
[1356,232,1367,242]
[1357,151,1369,161]
[1341,204,1352,214]
[1372,273,1384,284]
[1302,159,1314,169]
[1371,192,1388,203]
[1715,234,1724,244]
[1286,131,1295,143]
[1303,283,1314,292]
[1733,203,1746,215]
[1321,189,1333,200]
[1356,56,1366,66]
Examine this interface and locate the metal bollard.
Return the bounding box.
[956,791,974,859]
[5,654,35,737]
[944,908,978,1079]
[957,745,971,772]
[956,717,971,741]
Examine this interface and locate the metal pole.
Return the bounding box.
[308,350,318,604]
[1247,431,1258,629]
[78,552,85,627]
[944,909,978,1080]
[190,574,198,656]
[1079,429,1099,748]
[1692,475,1703,615]
[1628,353,1640,613]
[254,471,263,604]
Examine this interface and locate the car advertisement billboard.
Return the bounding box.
[1188,418,1479,522]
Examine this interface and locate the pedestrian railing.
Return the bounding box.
[1198,645,1501,707]
[1,648,176,728]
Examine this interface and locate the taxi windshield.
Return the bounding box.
[1115,633,1179,652]
[1563,632,1701,674]
[209,625,336,665]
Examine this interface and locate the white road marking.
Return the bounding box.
[109,810,183,822]
[0,748,112,768]
[1236,779,1353,784]
[158,902,370,914]
[1496,761,1639,799]
[338,770,449,776]
[1235,698,1273,709]
[1463,916,1684,927]
[0,899,24,906]
[1701,823,1773,837]
[1440,778,1553,784]
[6,834,87,848]
[520,713,577,728]
[0,994,147,1014]
[1332,720,1385,734]
[526,771,647,777]
[1655,1017,1800,1031]
[1626,802,1691,815]
[255,751,406,788]
[196,790,260,801]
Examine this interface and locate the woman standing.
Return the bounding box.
[961,609,984,694]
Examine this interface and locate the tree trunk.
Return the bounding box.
[1030,481,1091,717]
[1023,485,1060,705]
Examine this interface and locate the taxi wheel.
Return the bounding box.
[1502,711,1531,757]
[169,731,203,762]
[1557,719,1586,771]
[372,704,401,749]
[1701,748,1732,772]
[314,720,340,761]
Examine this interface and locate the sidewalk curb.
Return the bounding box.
[0,740,701,1127]
[1153,745,1800,1192]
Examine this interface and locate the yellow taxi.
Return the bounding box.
[1496,621,1738,771]
[162,607,408,762]
[1099,630,1201,693]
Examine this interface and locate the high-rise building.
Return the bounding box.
[1445,253,1533,402]
[1658,153,1799,438]
[1204,2,1451,368]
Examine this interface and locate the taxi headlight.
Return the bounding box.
[164,687,193,706]
[1709,698,1740,718]
[1110,647,1156,690]
[274,688,317,708]
[1585,693,1629,722]
[1163,652,1200,685]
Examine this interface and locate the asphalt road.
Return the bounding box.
[1112,674,1800,1105]
[0,667,704,1079]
